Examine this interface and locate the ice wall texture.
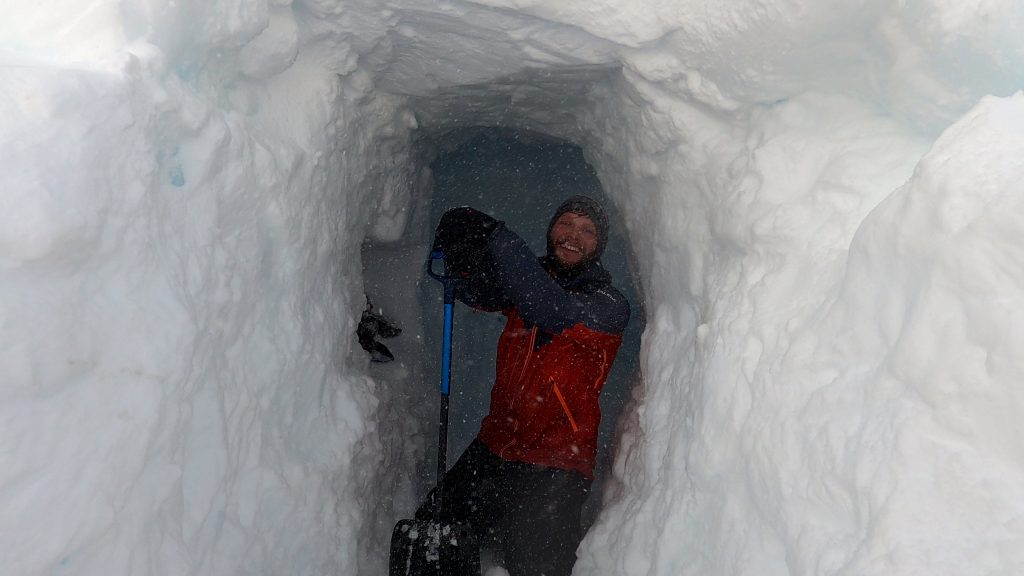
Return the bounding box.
[2,1,1024,575]
[1,2,415,574]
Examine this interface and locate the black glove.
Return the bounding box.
[431,207,500,279]
[358,298,402,363]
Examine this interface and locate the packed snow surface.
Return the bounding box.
[2,0,1023,575]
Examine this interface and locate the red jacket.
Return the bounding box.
[478,309,623,478]
[466,225,630,479]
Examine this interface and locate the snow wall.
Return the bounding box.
[2,1,1024,575]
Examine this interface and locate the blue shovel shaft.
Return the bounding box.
[426,249,460,517]
[429,249,458,398]
[441,301,454,395]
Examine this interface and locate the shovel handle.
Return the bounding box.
[426,251,457,396]
[426,250,463,509]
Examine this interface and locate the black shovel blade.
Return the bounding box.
[389,518,481,576]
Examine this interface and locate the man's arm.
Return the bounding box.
[453,274,512,311]
[487,225,629,335]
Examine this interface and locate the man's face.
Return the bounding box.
[549,211,599,268]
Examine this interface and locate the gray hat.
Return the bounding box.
[546,195,609,261]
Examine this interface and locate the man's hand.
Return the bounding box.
[431,206,501,278]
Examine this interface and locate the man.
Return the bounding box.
[418,195,630,575]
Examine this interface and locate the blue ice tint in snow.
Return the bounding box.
[160,145,186,187]
[169,164,185,187]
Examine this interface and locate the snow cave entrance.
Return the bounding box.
[361,124,645,530]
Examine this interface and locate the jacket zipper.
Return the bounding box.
[551,380,579,433]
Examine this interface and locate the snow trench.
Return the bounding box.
[2,1,1024,575]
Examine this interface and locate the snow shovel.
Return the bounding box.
[388,250,481,576]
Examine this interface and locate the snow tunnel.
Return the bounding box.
[4,1,1024,575]
[361,122,645,532]
[357,62,651,568]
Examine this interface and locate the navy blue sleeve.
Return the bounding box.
[487,225,630,335]
[453,276,512,311]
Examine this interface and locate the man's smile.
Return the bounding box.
[556,240,583,253]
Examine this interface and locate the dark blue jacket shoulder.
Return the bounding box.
[471,225,629,335]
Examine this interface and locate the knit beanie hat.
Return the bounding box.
[546,195,610,261]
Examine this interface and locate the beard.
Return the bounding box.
[545,240,593,277]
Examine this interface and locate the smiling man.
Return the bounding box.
[416,196,630,576]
